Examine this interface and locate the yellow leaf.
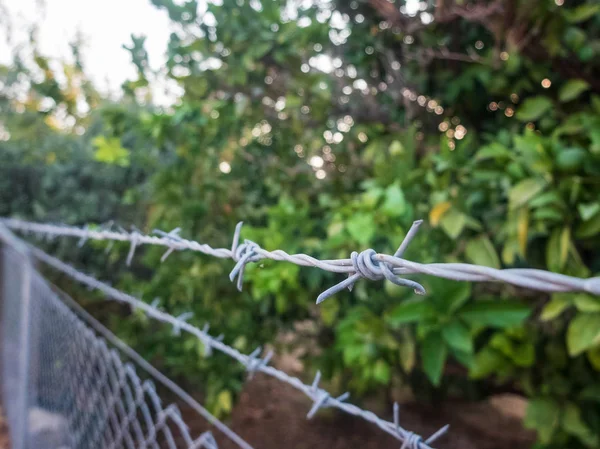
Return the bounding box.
[518,208,529,257]
[216,390,232,414]
[93,136,130,166]
[429,202,452,227]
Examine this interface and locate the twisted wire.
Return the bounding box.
[3,217,600,303]
[24,242,446,449]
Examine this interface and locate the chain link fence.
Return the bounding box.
[0,220,451,449]
[0,228,227,449]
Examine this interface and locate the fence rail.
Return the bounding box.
[3,218,599,305]
[0,224,249,449]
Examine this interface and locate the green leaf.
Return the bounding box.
[459,301,531,328]
[421,332,447,386]
[517,207,529,256]
[382,183,406,217]
[509,178,546,210]
[579,384,600,402]
[574,294,600,312]
[469,347,505,379]
[475,143,511,160]
[524,397,560,444]
[565,4,600,23]
[465,236,500,269]
[389,140,404,155]
[533,207,563,221]
[562,402,597,445]
[529,191,563,208]
[442,321,473,353]
[512,342,535,367]
[373,359,391,384]
[546,227,571,272]
[556,147,586,171]
[587,346,600,371]
[567,313,600,356]
[346,213,376,245]
[398,330,416,373]
[576,212,600,238]
[251,42,272,58]
[387,299,435,326]
[578,203,600,221]
[490,334,535,367]
[541,295,572,321]
[559,79,590,102]
[452,349,474,368]
[439,208,466,239]
[427,278,472,314]
[516,96,553,121]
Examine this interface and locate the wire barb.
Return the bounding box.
[306,371,350,419]
[154,227,183,262]
[245,347,273,378]
[172,312,194,336]
[426,425,450,445]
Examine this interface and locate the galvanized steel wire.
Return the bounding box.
[2,217,600,303]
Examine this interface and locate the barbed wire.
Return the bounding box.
[3,217,600,303]
[21,239,449,449]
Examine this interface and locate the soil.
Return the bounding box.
[181,374,536,449]
[0,377,535,449]
[0,408,9,449]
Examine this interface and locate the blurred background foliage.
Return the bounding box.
[2,0,600,446]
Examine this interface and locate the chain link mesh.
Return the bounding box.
[0,243,221,449]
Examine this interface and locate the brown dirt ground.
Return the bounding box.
[0,378,535,449]
[181,374,536,449]
[0,407,9,449]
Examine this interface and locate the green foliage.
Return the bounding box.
[3,0,600,446]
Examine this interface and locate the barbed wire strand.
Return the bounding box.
[21,240,447,449]
[3,217,600,304]
[51,281,252,449]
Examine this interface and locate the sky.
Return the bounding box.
[0,0,173,97]
[0,0,426,105]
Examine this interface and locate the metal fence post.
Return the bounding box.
[0,224,34,449]
[14,258,32,449]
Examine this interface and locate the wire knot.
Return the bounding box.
[316,221,427,304]
[350,248,386,281]
[400,432,423,449]
[229,222,263,291]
